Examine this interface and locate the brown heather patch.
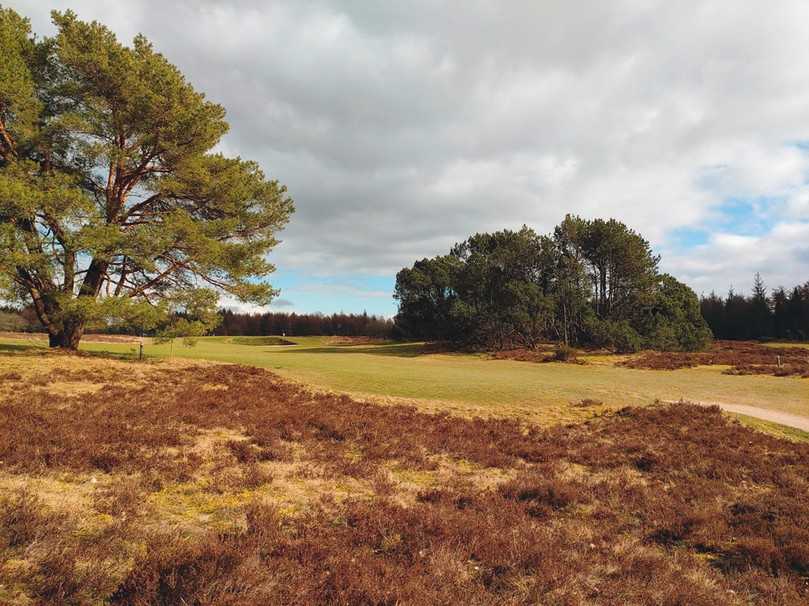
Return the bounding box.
[622,340,809,377]
[491,343,587,365]
[0,354,808,604]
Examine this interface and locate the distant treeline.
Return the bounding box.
[213,309,394,338]
[701,275,809,341]
[394,216,711,352]
[0,306,40,332]
[0,306,395,339]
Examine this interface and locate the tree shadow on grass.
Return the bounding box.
[78,348,143,362]
[0,342,45,355]
[0,341,146,364]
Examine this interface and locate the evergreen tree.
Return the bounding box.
[723,287,751,340]
[771,287,788,339]
[750,273,773,339]
[0,9,293,348]
[700,292,726,338]
[786,284,809,340]
[701,278,808,342]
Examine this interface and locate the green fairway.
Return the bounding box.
[4,335,807,428]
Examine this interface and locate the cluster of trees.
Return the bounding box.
[214,310,393,338]
[394,216,712,352]
[701,275,809,341]
[0,9,292,349]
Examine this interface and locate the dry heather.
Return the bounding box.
[621,340,809,377]
[0,355,808,604]
[493,344,586,364]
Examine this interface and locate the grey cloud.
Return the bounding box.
[14,0,809,290]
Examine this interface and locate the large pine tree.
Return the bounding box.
[0,9,293,348]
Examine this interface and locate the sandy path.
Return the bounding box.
[664,402,808,435]
[709,403,809,433]
[662,399,809,432]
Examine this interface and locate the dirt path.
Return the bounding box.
[669,400,809,433]
[710,403,809,433]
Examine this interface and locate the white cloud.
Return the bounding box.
[666,222,809,295]
[12,0,809,294]
[785,185,809,219]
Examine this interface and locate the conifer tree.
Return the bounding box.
[0,9,293,348]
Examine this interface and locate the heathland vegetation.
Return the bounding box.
[394,216,711,353]
[1,6,809,606]
[1,352,808,604]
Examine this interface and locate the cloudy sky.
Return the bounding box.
[14,1,809,316]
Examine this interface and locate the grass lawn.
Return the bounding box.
[3,335,807,432]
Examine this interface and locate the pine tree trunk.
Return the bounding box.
[48,321,84,350]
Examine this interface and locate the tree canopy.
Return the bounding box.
[394,216,712,352]
[0,8,293,348]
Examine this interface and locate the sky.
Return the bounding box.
[12,1,809,316]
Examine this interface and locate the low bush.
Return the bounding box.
[552,343,578,361]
